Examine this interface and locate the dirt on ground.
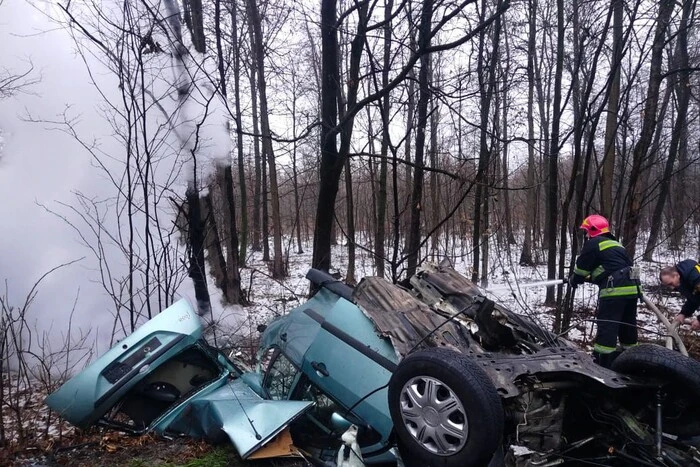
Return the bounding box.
[4,433,312,467]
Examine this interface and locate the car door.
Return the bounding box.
[300,296,398,446]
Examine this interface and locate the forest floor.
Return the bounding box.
[7,433,311,466]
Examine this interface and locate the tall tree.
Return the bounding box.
[600,0,623,218]
[247,0,285,278]
[471,0,501,285]
[621,0,675,258]
[405,0,433,278]
[647,0,693,258]
[544,0,564,305]
[520,0,538,266]
[375,0,394,279]
[231,0,249,265]
[212,0,244,304]
[312,0,342,273]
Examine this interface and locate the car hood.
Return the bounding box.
[162,378,312,458]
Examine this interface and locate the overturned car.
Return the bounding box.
[46,262,700,466]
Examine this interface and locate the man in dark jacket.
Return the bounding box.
[659,259,700,331]
[569,214,639,368]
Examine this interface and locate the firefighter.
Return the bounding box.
[659,259,700,331]
[568,214,639,368]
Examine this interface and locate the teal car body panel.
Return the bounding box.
[163,378,312,458]
[45,299,203,428]
[45,299,313,459]
[258,287,399,462]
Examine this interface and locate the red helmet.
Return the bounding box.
[580,214,610,237]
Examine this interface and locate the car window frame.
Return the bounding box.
[261,346,302,400]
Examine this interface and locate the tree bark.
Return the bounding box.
[544,0,564,305]
[247,0,285,278]
[471,0,501,284]
[646,0,692,258]
[312,0,342,273]
[600,0,622,219]
[375,0,393,278]
[231,0,248,265]
[405,0,434,279]
[520,0,538,266]
[621,0,675,258]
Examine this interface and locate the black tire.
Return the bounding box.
[611,344,700,436]
[388,348,504,467]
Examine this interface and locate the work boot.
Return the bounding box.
[592,350,622,368]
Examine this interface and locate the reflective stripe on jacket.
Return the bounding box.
[571,233,637,299]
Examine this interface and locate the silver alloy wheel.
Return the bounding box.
[398,375,468,455]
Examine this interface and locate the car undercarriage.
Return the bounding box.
[351,261,700,466]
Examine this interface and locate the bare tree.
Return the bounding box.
[247,0,285,278]
[621,0,676,258]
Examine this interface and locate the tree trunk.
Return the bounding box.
[247,0,285,278]
[405,0,434,279]
[544,0,564,306]
[344,157,356,284]
[429,56,440,258]
[471,0,501,283]
[647,1,692,258]
[213,0,243,304]
[247,18,262,254]
[375,0,393,278]
[231,0,248,265]
[520,0,538,266]
[399,60,416,272]
[163,0,210,316]
[186,186,211,315]
[312,0,342,273]
[600,0,622,219]
[621,0,675,258]
[500,23,515,246]
[290,69,304,255]
[313,0,368,273]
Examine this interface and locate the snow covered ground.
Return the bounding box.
[222,234,697,356]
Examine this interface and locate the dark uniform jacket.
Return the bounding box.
[676,259,700,317]
[571,233,637,299]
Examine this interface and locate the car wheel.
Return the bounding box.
[611,344,700,436]
[388,348,504,467]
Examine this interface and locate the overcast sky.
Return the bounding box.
[1,0,142,355]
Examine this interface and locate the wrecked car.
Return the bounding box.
[46,262,700,466]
